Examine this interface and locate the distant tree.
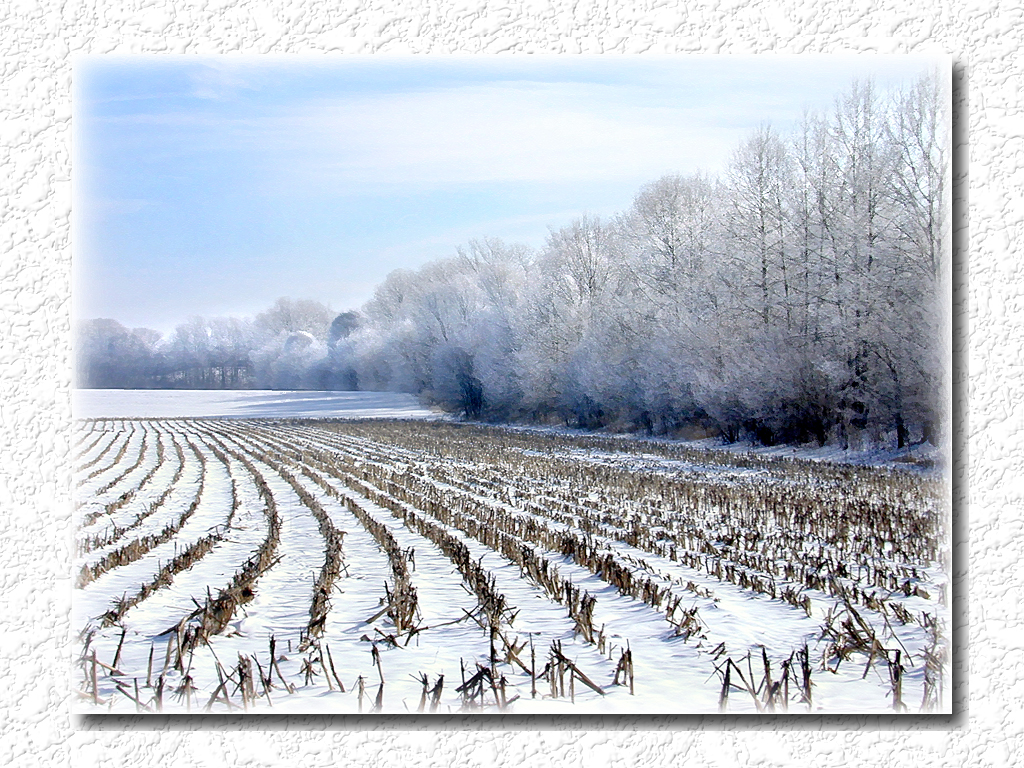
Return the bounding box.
[207,316,255,388]
[76,319,162,388]
[164,317,214,388]
[329,311,360,345]
[254,297,335,343]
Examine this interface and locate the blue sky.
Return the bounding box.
[74,55,940,334]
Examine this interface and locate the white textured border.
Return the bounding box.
[0,0,998,765]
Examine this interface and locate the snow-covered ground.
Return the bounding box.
[72,415,949,716]
[73,389,442,420]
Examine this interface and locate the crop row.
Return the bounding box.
[74,418,947,713]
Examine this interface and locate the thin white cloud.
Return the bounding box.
[252,82,741,191]
[87,197,152,216]
[89,62,936,196]
[188,62,262,101]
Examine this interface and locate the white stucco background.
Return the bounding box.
[0,0,1003,765]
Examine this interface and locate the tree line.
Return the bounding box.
[77,299,359,392]
[79,73,947,449]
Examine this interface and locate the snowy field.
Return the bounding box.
[73,389,441,420]
[72,407,949,715]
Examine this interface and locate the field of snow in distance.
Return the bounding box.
[73,389,442,420]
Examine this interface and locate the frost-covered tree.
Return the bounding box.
[76,319,162,388]
[253,297,335,344]
[207,316,256,388]
[165,317,215,388]
[254,330,328,390]
[725,124,795,332]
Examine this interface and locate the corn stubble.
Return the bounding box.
[74,418,948,714]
